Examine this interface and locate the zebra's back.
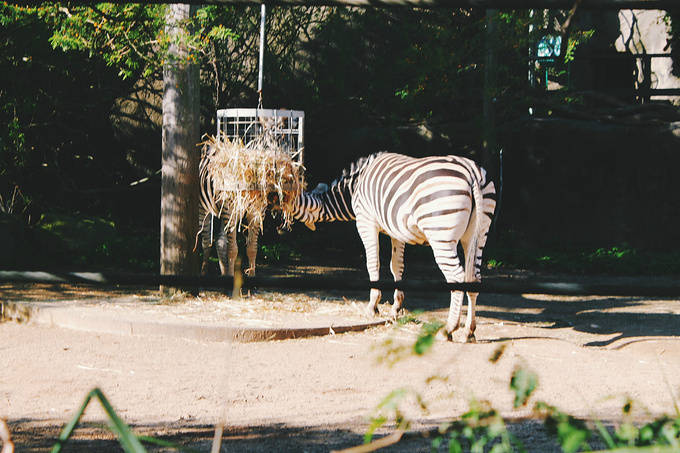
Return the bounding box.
[353,153,494,245]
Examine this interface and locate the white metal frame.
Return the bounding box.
[216,108,305,165]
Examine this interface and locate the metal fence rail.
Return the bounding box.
[2,271,680,298]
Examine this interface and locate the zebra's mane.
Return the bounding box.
[330,152,386,189]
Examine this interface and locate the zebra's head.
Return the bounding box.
[277,154,382,231]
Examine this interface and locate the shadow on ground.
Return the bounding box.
[8,418,569,452]
[260,263,680,348]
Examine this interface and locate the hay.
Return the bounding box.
[199,134,304,233]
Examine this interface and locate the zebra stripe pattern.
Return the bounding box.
[198,159,258,277]
[197,205,259,277]
[291,152,496,342]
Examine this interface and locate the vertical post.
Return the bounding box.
[298,113,304,166]
[528,9,536,90]
[160,4,200,295]
[641,54,652,103]
[217,114,222,141]
[483,9,498,172]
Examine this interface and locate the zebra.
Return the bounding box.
[197,153,259,277]
[289,152,496,342]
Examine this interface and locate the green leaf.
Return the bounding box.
[510,367,537,408]
[448,436,463,453]
[414,333,435,355]
[431,435,443,451]
[52,388,146,453]
[558,424,589,453]
[414,321,444,355]
[364,415,387,444]
[377,388,408,412]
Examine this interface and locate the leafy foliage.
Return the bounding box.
[368,320,680,452]
[15,3,237,80]
[510,367,537,408]
[413,320,445,355]
[32,213,158,270]
[0,3,238,220]
[535,402,592,453]
[436,400,525,453]
[365,388,411,444]
[2,4,678,266]
[485,243,680,276]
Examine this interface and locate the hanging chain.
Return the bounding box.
[257,3,266,110]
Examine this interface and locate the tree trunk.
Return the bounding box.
[160,4,200,294]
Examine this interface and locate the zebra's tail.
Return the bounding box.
[199,155,220,218]
[464,171,484,285]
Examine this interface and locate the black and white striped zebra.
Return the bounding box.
[198,156,258,277]
[290,152,496,342]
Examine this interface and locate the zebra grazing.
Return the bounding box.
[290,152,496,342]
[197,206,259,277]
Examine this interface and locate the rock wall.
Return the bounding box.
[615,10,680,103]
[576,10,679,104]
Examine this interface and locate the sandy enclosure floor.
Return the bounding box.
[1,273,680,451]
[1,285,375,330]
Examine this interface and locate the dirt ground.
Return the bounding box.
[1,266,680,452]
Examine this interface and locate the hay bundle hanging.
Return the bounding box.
[199,134,304,233]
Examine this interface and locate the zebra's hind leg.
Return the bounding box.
[427,238,468,342]
[357,218,381,316]
[217,226,238,277]
[200,235,213,276]
[458,266,481,343]
[389,238,405,320]
[199,214,214,275]
[459,210,487,343]
[462,292,478,343]
[244,221,258,277]
[446,290,467,342]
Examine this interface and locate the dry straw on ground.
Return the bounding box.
[199,134,304,233]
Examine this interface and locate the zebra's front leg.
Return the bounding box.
[389,238,405,320]
[217,225,238,277]
[357,219,381,316]
[244,219,258,277]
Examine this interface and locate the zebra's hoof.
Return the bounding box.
[365,305,379,318]
[448,330,473,343]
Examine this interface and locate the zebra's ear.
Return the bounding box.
[311,183,328,194]
[304,221,316,231]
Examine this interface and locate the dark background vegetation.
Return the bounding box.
[1,4,679,275]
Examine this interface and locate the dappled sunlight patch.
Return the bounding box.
[0,283,157,302]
